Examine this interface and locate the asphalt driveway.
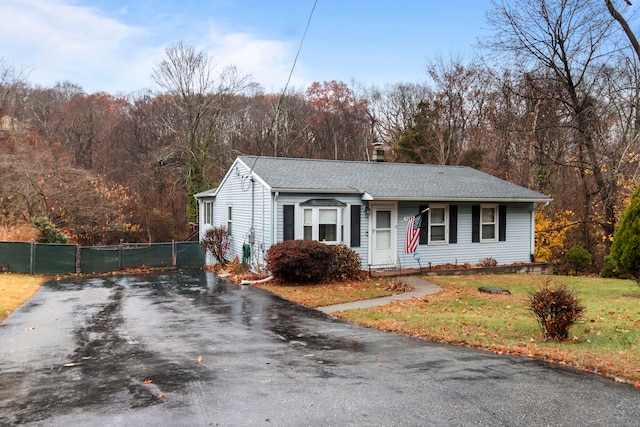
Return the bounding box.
[0,271,638,426]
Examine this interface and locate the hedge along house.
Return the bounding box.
[196,155,551,272]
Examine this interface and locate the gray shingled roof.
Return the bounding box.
[237,156,551,202]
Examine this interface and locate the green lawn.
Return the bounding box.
[274,274,640,385]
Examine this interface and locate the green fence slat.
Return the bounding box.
[34,244,76,274]
[0,242,32,273]
[122,244,173,269]
[1,241,204,274]
[176,242,205,270]
[80,247,119,274]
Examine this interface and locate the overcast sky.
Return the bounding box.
[1,0,499,94]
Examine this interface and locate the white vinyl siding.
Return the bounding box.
[199,159,273,267]
[276,193,369,268]
[397,202,534,269]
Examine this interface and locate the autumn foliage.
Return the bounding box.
[528,280,584,341]
[328,244,363,281]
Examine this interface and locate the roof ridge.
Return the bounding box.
[239,155,469,168]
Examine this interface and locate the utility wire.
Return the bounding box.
[248,1,317,170]
[280,0,317,102]
[269,0,317,158]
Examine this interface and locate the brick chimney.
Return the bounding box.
[372,142,385,162]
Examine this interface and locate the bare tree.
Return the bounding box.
[485,0,622,243]
[0,58,30,121]
[365,82,432,157]
[605,0,640,62]
[151,42,253,222]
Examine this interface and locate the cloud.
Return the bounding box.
[0,0,308,94]
[0,0,157,93]
[201,25,309,92]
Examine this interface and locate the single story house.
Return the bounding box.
[196,155,551,271]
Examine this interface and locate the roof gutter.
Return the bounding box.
[362,196,553,203]
[270,188,363,195]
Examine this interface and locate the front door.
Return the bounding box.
[370,203,397,267]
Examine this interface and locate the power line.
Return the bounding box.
[280,0,318,99]
[270,0,317,157]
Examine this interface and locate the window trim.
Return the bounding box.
[204,201,213,225]
[227,205,233,236]
[480,204,498,242]
[428,204,449,245]
[300,206,344,244]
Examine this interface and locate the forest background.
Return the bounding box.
[1,0,639,274]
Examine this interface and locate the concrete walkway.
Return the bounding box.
[317,276,442,314]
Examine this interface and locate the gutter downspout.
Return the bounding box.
[272,191,279,247]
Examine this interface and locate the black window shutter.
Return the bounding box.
[350,205,361,247]
[472,205,480,243]
[449,205,458,244]
[419,205,428,245]
[499,205,507,241]
[283,205,294,240]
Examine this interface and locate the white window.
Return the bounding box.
[300,206,344,244]
[429,204,448,244]
[319,209,338,241]
[204,201,213,225]
[480,205,497,242]
[303,208,313,240]
[227,205,232,236]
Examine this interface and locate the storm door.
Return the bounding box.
[370,203,397,266]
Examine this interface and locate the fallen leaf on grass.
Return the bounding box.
[197,355,203,364]
[143,379,153,384]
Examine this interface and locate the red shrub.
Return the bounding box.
[265,240,333,283]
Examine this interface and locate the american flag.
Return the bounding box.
[404,213,422,254]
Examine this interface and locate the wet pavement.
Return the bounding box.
[0,270,639,426]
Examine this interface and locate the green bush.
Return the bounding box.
[31,217,68,243]
[528,280,584,341]
[600,255,618,278]
[565,245,591,273]
[329,244,362,281]
[610,184,640,282]
[265,240,333,283]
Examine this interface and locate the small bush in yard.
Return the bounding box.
[329,244,362,281]
[201,226,231,266]
[266,240,333,283]
[565,245,592,274]
[528,280,584,341]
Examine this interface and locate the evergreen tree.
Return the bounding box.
[610,185,640,282]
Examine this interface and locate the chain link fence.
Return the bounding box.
[0,241,204,274]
